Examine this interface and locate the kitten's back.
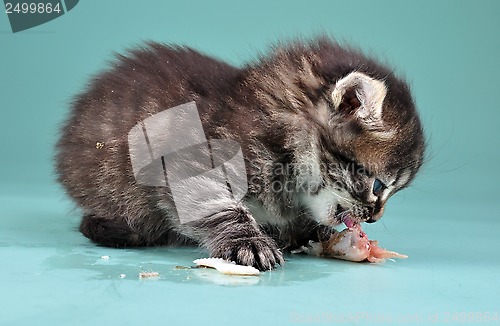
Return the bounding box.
[56,44,239,219]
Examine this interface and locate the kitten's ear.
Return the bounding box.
[331,72,387,128]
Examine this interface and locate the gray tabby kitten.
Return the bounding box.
[56,37,425,271]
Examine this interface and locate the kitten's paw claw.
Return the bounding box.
[212,236,284,271]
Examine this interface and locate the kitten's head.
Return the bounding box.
[300,68,425,226]
[248,38,424,226]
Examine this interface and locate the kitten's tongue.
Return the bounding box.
[342,216,356,228]
[342,216,367,238]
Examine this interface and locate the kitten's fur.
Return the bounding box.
[56,37,425,270]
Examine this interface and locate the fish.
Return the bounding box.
[305,224,408,263]
[193,258,260,276]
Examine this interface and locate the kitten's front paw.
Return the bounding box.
[211,236,284,271]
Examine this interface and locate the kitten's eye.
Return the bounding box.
[373,179,385,196]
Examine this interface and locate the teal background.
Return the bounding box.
[1,1,499,325]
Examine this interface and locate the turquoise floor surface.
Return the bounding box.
[1,187,499,325]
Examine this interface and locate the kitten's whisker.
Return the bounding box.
[330,191,357,206]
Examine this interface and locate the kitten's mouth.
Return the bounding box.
[334,204,358,229]
[333,205,368,238]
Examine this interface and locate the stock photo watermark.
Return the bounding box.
[289,311,499,324]
[127,101,387,225]
[128,101,248,224]
[3,0,79,32]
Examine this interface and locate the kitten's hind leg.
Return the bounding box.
[188,203,285,271]
[80,214,146,248]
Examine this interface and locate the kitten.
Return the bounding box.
[56,37,425,271]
